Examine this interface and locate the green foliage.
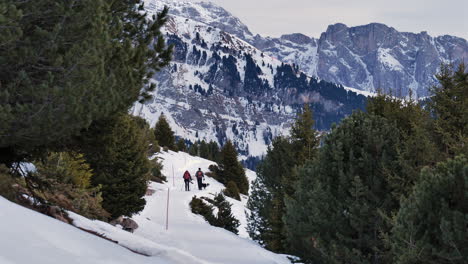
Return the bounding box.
[429,63,468,157]
[190,194,240,234]
[190,196,216,223]
[0,0,172,164]
[199,140,210,159]
[154,114,176,150]
[0,165,18,202]
[246,173,273,247]
[208,141,221,163]
[29,177,110,221]
[207,164,221,182]
[284,112,401,264]
[176,138,187,152]
[290,105,319,164]
[219,141,249,194]
[30,152,109,220]
[389,155,468,264]
[248,65,467,261]
[223,181,241,201]
[189,142,199,156]
[247,106,319,253]
[213,193,240,234]
[133,116,161,156]
[367,94,438,198]
[80,114,151,218]
[247,137,295,252]
[0,0,109,153]
[149,158,166,183]
[36,152,93,189]
[186,140,221,163]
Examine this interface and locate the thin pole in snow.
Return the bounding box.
[166,188,170,231]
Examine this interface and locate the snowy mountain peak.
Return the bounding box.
[145,0,254,42]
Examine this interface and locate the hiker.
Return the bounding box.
[183,170,192,191]
[195,168,205,190]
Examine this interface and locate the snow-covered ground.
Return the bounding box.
[130,150,290,264]
[0,196,171,264]
[0,151,291,264]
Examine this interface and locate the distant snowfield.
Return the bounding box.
[0,151,291,264]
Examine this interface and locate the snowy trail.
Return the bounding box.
[132,150,291,264]
[0,150,291,264]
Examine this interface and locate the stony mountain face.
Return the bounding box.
[154,0,468,98]
[257,23,468,97]
[138,0,366,158]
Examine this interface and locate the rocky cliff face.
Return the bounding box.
[257,23,468,98]
[138,1,366,158]
[154,0,468,98]
[316,23,467,97]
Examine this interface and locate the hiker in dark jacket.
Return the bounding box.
[195,168,205,190]
[183,170,192,191]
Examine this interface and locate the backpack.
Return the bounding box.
[183,171,190,180]
[196,171,203,179]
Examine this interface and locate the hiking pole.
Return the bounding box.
[166,187,170,231]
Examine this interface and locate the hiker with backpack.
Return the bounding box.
[195,168,205,190]
[183,170,192,191]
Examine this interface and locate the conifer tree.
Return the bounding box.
[188,142,199,156]
[290,104,319,164]
[154,114,176,150]
[430,63,468,157]
[176,138,187,152]
[208,141,221,163]
[247,137,295,252]
[219,141,249,194]
[213,193,240,234]
[199,140,210,159]
[246,172,273,247]
[190,194,240,234]
[389,155,468,264]
[284,112,401,263]
[367,94,438,198]
[133,116,160,156]
[0,0,172,165]
[223,181,241,201]
[247,105,319,253]
[80,114,151,218]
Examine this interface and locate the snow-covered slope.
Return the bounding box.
[0,151,290,264]
[0,196,173,264]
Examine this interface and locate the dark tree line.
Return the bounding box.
[0,1,173,220]
[248,64,468,264]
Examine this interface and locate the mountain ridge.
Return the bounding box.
[151,0,468,97]
[138,2,366,158]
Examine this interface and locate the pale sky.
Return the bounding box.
[208,0,468,40]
